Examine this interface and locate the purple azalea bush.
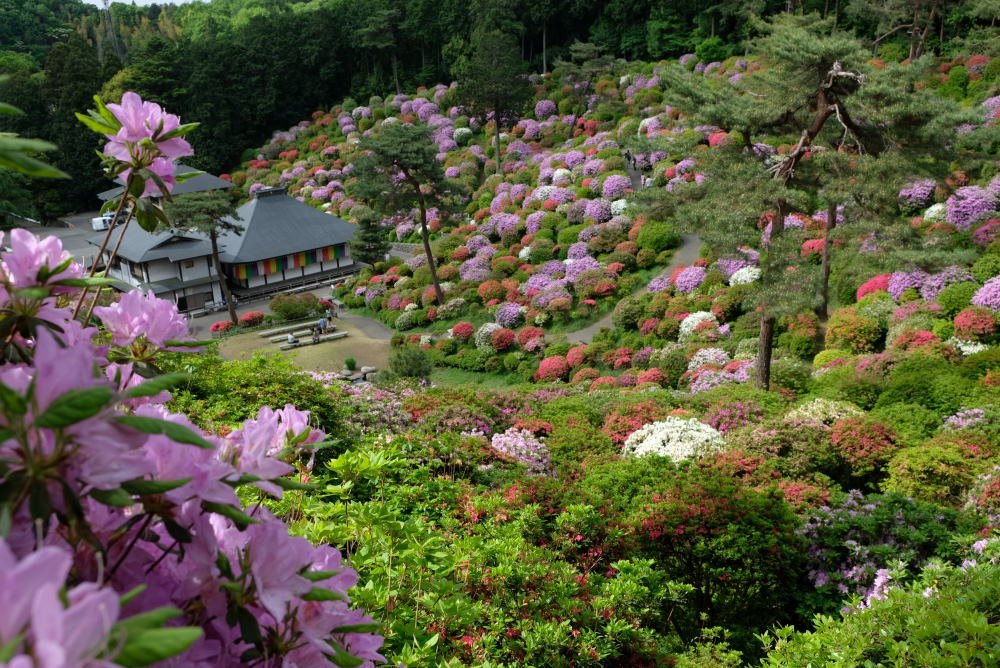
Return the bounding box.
[946,186,996,231]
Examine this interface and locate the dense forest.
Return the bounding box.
[1,0,999,219]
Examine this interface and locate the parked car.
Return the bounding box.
[90,213,114,231]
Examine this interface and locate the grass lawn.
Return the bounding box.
[429,366,523,387]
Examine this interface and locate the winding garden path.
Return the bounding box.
[566,233,702,344]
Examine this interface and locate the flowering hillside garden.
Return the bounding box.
[5,9,1000,667]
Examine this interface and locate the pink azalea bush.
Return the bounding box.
[0,229,383,666]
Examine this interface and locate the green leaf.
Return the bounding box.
[53,277,116,288]
[330,623,381,634]
[329,642,365,668]
[113,415,214,449]
[201,501,260,527]
[302,569,342,582]
[271,477,320,492]
[0,504,11,538]
[173,167,204,183]
[74,111,117,135]
[90,487,134,507]
[161,338,210,348]
[116,606,184,635]
[0,146,68,178]
[14,286,50,301]
[113,627,203,667]
[29,482,51,525]
[0,633,24,662]
[235,606,262,645]
[0,101,23,115]
[119,585,147,606]
[0,382,26,416]
[158,122,200,141]
[36,387,114,428]
[121,477,192,496]
[216,552,234,579]
[301,586,345,602]
[123,373,190,398]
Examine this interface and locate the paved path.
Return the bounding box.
[566,233,702,344]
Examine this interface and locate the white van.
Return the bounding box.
[91,213,114,231]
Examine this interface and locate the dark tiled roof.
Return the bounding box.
[97,165,234,202]
[88,187,356,265]
[86,225,213,264]
[216,187,357,263]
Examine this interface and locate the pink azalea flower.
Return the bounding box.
[2,228,83,291]
[94,290,192,348]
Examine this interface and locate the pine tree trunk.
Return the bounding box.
[211,231,238,325]
[757,200,787,390]
[818,201,836,321]
[392,54,401,95]
[494,115,502,176]
[756,314,775,390]
[417,195,445,304]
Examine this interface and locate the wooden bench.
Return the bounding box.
[278,331,348,351]
[256,320,319,338]
[269,326,336,344]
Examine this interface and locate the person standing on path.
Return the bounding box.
[318,316,328,333]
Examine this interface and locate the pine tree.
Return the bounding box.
[349,207,391,267]
[659,13,975,389]
[163,190,243,326]
[350,122,463,305]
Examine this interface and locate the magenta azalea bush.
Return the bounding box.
[0,228,383,666]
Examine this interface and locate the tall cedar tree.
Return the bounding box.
[349,206,391,267]
[162,190,243,326]
[350,122,458,304]
[454,29,532,176]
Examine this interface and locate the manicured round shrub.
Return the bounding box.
[831,416,899,476]
[936,281,979,317]
[490,328,516,351]
[635,220,681,253]
[535,355,570,382]
[611,296,645,330]
[882,445,979,506]
[954,306,997,341]
[825,308,883,353]
[238,310,265,326]
[855,273,891,301]
[210,320,234,333]
[451,321,474,340]
[870,402,941,445]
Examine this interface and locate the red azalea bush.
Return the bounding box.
[566,344,588,367]
[825,307,882,353]
[517,326,545,346]
[238,310,265,326]
[535,355,570,382]
[954,307,997,341]
[892,329,940,350]
[452,321,474,340]
[831,416,899,475]
[491,328,516,351]
[601,400,668,447]
[589,376,617,391]
[856,274,891,301]
[571,367,600,384]
[478,280,504,301]
[636,367,667,386]
[210,320,234,333]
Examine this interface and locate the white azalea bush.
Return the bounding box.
[687,346,730,370]
[622,417,724,461]
[785,397,863,426]
[679,311,718,340]
[947,337,990,356]
[729,266,762,285]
